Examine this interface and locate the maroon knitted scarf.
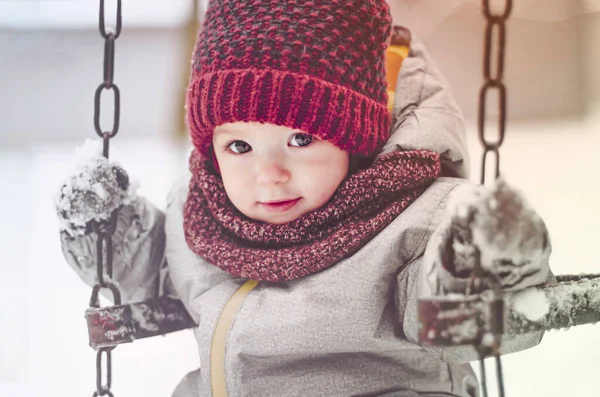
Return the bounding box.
[183,149,441,282]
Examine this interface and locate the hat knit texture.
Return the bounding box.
[187,0,392,158]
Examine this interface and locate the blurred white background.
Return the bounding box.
[1,1,599,396]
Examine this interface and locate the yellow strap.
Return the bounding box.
[386,45,409,112]
[211,279,260,397]
[386,45,410,59]
[387,90,396,112]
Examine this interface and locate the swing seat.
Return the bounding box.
[85,296,197,349]
[419,273,600,346]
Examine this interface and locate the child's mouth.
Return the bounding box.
[260,198,301,213]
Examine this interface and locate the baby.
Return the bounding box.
[56,1,552,396]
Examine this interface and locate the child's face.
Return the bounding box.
[212,122,349,224]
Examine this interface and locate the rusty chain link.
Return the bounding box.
[89,1,122,396]
[476,1,512,396]
[93,347,115,397]
[478,0,512,186]
[94,0,121,156]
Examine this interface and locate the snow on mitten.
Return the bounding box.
[55,139,137,237]
[422,179,551,295]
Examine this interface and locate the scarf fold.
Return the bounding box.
[184,149,441,282]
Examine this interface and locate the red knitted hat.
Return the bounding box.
[186,0,392,158]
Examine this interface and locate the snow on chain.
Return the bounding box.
[507,276,600,332]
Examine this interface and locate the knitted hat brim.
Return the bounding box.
[187,67,390,157]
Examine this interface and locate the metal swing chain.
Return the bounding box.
[89,1,122,396]
[477,1,512,396]
[479,0,511,186]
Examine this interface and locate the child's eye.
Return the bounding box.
[227,140,251,154]
[289,133,313,147]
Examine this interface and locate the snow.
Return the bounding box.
[446,317,480,344]
[94,306,131,342]
[131,303,163,333]
[74,138,103,165]
[512,288,550,322]
[545,277,600,325]
[480,333,496,347]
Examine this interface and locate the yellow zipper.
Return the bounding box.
[210,279,260,396]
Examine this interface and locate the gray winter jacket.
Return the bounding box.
[59,38,547,397]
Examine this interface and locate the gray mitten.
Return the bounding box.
[421,179,552,296]
[56,140,137,237]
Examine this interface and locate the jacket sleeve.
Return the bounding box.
[395,185,554,364]
[59,196,179,303]
[380,34,470,179]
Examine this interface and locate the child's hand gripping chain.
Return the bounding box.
[421,179,552,297]
[55,139,170,305]
[55,139,137,237]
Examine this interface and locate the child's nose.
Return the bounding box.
[256,160,291,187]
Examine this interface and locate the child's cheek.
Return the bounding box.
[301,147,334,167]
[308,176,339,206]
